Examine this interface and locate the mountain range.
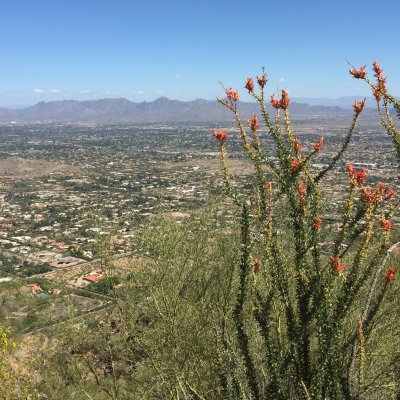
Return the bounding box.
[0,96,374,123]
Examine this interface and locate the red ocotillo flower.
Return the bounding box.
[359,183,393,205]
[346,163,357,184]
[374,183,387,201]
[248,114,259,131]
[373,90,381,102]
[349,66,367,79]
[225,88,240,102]
[346,163,355,173]
[385,268,397,282]
[211,129,228,144]
[359,187,375,205]
[385,188,396,200]
[270,94,280,109]
[256,72,268,88]
[294,137,302,153]
[280,90,290,110]
[245,77,254,93]
[378,75,387,92]
[355,168,368,185]
[313,137,324,152]
[330,255,346,272]
[291,157,300,171]
[372,61,383,76]
[330,255,339,263]
[380,215,392,231]
[372,61,387,98]
[353,99,366,115]
[346,163,368,185]
[313,216,322,230]
[296,180,306,205]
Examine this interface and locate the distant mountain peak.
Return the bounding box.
[0,96,360,123]
[153,96,170,102]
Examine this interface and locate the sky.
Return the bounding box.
[1,0,399,106]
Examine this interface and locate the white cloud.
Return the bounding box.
[79,89,91,94]
[135,90,145,95]
[278,78,285,82]
[50,89,60,93]
[33,88,44,93]
[156,90,165,95]
[104,90,122,95]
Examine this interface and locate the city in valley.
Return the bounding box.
[0,115,398,332]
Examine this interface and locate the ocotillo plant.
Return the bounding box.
[350,61,400,162]
[212,66,399,399]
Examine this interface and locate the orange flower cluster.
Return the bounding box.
[296,180,306,205]
[270,90,291,110]
[359,183,396,205]
[349,65,367,79]
[353,99,366,115]
[211,129,228,144]
[248,114,259,131]
[245,77,254,93]
[359,187,375,204]
[346,163,368,185]
[385,268,397,282]
[291,158,300,171]
[330,255,346,272]
[270,94,280,109]
[312,216,322,230]
[226,88,240,102]
[385,188,396,199]
[280,90,291,110]
[313,137,324,152]
[294,137,302,153]
[380,215,392,231]
[372,61,383,76]
[372,61,387,101]
[245,72,268,93]
[256,72,268,88]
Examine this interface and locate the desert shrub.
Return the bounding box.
[0,324,43,399]
[39,203,241,399]
[86,276,121,295]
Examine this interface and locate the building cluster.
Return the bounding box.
[0,117,398,330]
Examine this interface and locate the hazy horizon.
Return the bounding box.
[0,94,381,111]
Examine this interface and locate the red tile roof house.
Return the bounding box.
[83,273,104,283]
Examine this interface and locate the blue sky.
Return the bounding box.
[1,0,399,105]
